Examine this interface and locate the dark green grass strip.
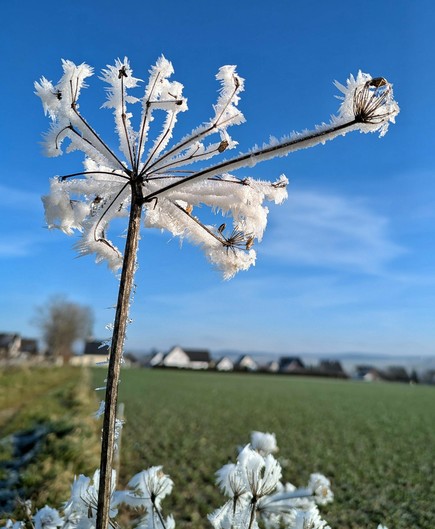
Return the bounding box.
[0,367,100,522]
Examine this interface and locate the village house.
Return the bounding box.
[355,365,384,382]
[0,333,42,363]
[279,356,305,373]
[265,360,280,372]
[234,354,258,372]
[317,360,347,378]
[141,351,165,368]
[20,339,39,357]
[70,340,110,367]
[0,333,21,360]
[214,356,234,371]
[161,346,211,370]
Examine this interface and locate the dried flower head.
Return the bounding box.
[334,71,399,137]
[36,59,398,279]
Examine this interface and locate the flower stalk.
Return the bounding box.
[96,179,143,529]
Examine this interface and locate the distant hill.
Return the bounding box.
[213,350,435,375]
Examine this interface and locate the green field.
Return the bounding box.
[1,367,434,529]
[92,368,435,529]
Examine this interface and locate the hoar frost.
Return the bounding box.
[4,431,390,529]
[35,58,398,280]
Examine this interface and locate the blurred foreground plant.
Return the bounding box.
[29,57,398,529]
[4,431,389,529]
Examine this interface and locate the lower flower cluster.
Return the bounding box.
[4,432,387,529]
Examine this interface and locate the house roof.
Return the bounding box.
[216,356,233,364]
[279,356,305,369]
[385,366,410,381]
[319,360,345,373]
[20,339,39,354]
[0,333,19,348]
[183,349,211,362]
[234,354,258,368]
[83,340,110,355]
[356,365,378,375]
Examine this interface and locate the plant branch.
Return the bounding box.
[68,79,126,172]
[59,170,131,181]
[136,72,161,172]
[120,74,135,169]
[145,141,226,177]
[142,119,358,204]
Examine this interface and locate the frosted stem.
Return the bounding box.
[70,100,126,172]
[142,119,358,204]
[96,178,143,529]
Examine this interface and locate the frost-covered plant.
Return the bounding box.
[4,432,389,529]
[34,57,399,529]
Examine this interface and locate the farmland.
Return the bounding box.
[1,366,434,529]
[102,368,435,529]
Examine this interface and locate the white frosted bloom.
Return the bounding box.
[308,473,333,506]
[5,521,25,529]
[294,506,331,529]
[238,445,282,498]
[334,71,399,137]
[208,501,234,529]
[127,466,173,510]
[34,77,61,119]
[33,506,63,529]
[63,470,118,523]
[250,431,278,456]
[257,500,297,529]
[216,462,248,498]
[212,463,251,529]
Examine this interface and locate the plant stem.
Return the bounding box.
[142,119,358,204]
[96,178,143,529]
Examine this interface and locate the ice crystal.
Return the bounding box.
[36,58,398,279]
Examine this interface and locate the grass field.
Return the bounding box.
[1,367,434,528]
[89,368,435,529]
[0,366,100,519]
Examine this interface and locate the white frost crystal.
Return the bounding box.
[36,58,398,279]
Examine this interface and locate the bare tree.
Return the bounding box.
[34,295,93,362]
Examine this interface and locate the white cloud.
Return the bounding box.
[0,237,36,257]
[261,189,404,273]
[0,184,42,211]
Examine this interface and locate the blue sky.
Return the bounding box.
[1,1,435,358]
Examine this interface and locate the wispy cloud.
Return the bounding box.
[260,189,404,273]
[0,237,36,257]
[0,184,42,211]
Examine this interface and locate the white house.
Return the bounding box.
[70,340,110,367]
[265,360,280,373]
[234,354,258,372]
[0,333,21,359]
[162,346,211,370]
[215,356,234,371]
